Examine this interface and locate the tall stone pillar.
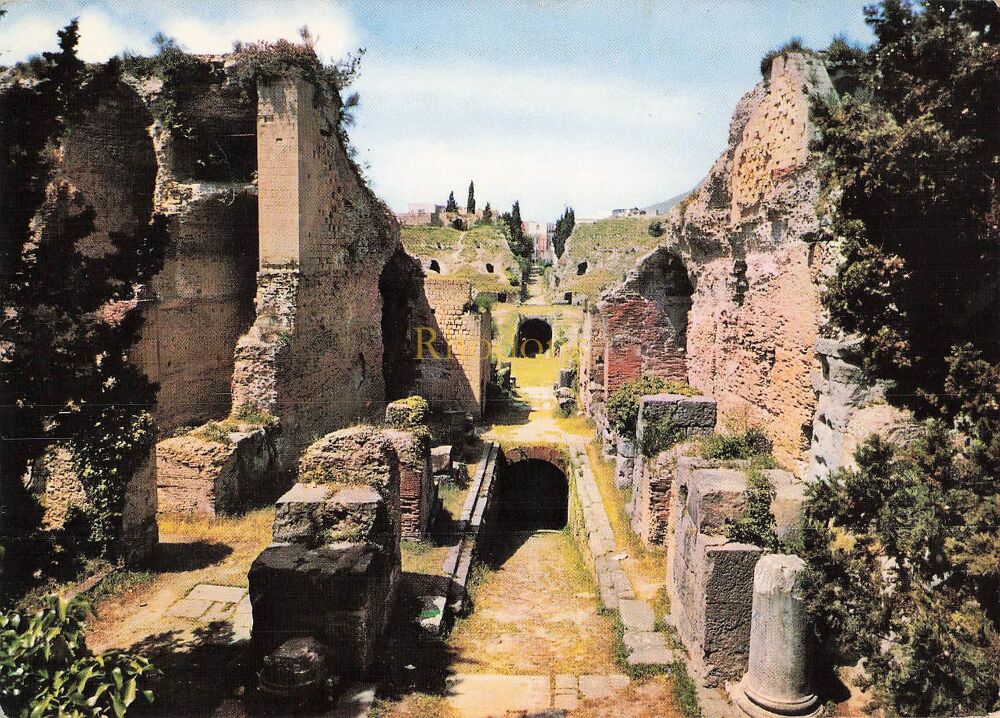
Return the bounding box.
[734,554,821,718]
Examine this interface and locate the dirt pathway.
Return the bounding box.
[447,530,616,675]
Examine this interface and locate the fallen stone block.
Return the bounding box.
[431,445,454,475]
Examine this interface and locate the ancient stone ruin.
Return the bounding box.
[248,426,403,676]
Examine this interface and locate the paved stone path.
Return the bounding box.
[444,673,630,718]
[165,583,252,641]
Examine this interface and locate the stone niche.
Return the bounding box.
[667,457,806,686]
[248,426,402,677]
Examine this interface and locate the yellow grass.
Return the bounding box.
[585,441,667,600]
[510,355,561,386]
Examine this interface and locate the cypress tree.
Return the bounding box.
[445,190,457,212]
[466,180,475,213]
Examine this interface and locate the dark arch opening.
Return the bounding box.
[563,291,572,303]
[577,261,588,275]
[485,263,494,273]
[495,459,568,531]
[428,259,441,273]
[515,318,552,357]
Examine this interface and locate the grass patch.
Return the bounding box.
[401,539,448,576]
[584,440,666,598]
[510,355,561,387]
[671,660,702,718]
[369,693,459,718]
[89,568,157,606]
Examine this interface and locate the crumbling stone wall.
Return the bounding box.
[806,337,918,482]
[667,456,806,686]
[411,277,490,417]
[585,54,840,471]
[231,76,400,464]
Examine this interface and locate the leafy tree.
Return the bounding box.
[815,0,1000,406]
[445,190,458,212]
[551,206,575,258]
[480,201,493,224]
[0,21,166,597]
[466,180,475,213]
[501,200,533,262]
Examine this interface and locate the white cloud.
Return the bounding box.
[357,59,702,133]
[0,1,358,63]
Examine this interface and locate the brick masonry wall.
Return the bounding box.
[413,277,489,417]
[232,77,401,464]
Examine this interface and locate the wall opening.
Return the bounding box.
[485,263,494,273]
[380,249,421,401]
[495,459,568,531]
[428,259,441,273]
[577,261,588,276]
[564,292,572,303]
[515,317,552,357]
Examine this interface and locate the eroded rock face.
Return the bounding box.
[586,53,841,472]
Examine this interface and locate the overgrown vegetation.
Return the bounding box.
[814,1,1000,407]
[759,36,807,77]
[0,21,167,598]
[671,660,702,718]
[639,416,683,457]
[800,4,1000,714]
[699,427,773,461]
[724,468,778,551]
[606,375,698,438]
[0,595,158,718]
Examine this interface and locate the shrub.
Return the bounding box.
[724,468,778,551]
[647,219,666,238]
[606,375,698,437]
[700,427,773,461]
[640,416,684,457]
[0,595,158,718]
[759,36,805,77]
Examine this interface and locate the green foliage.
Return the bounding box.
[474,293,496,313]
[647,219,665,238]
[0,595,158,718]
[800,343,1000,715]
[551,207,575,258]
[229,402,279,429]
[815,0,1000,404]
[388,395,430,428]
[1,23,167,593]
[606,375,698,438]
[724,468,778,551]
[188,421,233,445]
[479,201,493,225]
[639,417,684,458]
[445,191,458,213]
[466,180,475,214]
[671,660,702,718]
[699,427,773,461]
[760,36,806,77]
[69,410,156,556]
[450,217,465,230]
[500,200,533,264]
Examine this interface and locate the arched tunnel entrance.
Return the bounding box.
[495,459,568,531]
[515,317,552,357]
[482,456,569,568]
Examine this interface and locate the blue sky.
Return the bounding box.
[0,1,874,220]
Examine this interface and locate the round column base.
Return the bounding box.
[733,678,821,718]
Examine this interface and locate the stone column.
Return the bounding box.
[734,554,821,718]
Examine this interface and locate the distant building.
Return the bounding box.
[611,207,647,218]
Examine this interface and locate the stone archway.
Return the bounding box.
[515,317,553,357]
[493,445,570,532]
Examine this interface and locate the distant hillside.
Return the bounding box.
[642,191,690,216]
[400,224,521,294]
[552,217,661,299]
